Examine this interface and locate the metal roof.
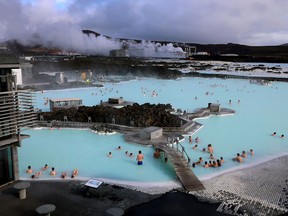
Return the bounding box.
[49,98,82,102]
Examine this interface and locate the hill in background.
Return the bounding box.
[2,29,288,63]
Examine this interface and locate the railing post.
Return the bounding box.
[187,157,191,167]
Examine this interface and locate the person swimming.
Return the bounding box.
[203,161,209,168]
[241,151,247,158]
[153,149,160,158]
[272,132,277,136]
[208,160,213,167]
[192,144,198,150]
[217,159,222,167]
[41,164,48,171]
[31,171,42,179]
[117,146,122,150]
[212,161,218,167]
[107,152,112,157]
[233,153,243,163]
[250,149,254,156]
[71,169,78,178]
[220,157,224,163]
[61,172,67,179]
[207,144,214,154]
[26,165,33,174]
[50,167,57,176]
[195,157,203,165]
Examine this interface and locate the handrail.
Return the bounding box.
[168,138,191,167]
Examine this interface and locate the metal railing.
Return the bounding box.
[0,90,37,138]
[167,137,191,167]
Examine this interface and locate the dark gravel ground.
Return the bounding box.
[0,180,231,216]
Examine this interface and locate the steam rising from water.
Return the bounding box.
[127,41,185,58]
[0,1,185,57]
[34,29,185,57]
[34,28,185,58]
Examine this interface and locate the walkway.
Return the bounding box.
[124,128,205,192]
[153,142,205,192]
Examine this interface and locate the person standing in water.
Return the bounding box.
[136,151,144,165]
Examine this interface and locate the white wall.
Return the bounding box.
[12,69,22,85]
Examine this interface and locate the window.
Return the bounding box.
[0,146,14,185]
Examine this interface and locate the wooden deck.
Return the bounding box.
[154,143,205,192]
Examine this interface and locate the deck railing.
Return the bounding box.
[168,137,191,167]
[0,90,37,138]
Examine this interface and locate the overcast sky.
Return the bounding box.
[1,0,287,48]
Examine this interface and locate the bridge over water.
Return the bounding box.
[124,129,205,192]
[152,141,205,192]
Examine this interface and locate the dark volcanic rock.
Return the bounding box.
[39,103,182,128]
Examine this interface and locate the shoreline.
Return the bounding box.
[24,61,288,91]
[16,155,288,214]
[191,155,288,214]
[13,155,288,215]
[28,128,288,189]
[20,125,288,197]
[198,152,288,181]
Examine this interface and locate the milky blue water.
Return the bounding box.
[19,128,177,182]
[19,74,288,183]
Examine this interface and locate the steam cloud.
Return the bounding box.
[1,0,287,56]
[0,0,184,57]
